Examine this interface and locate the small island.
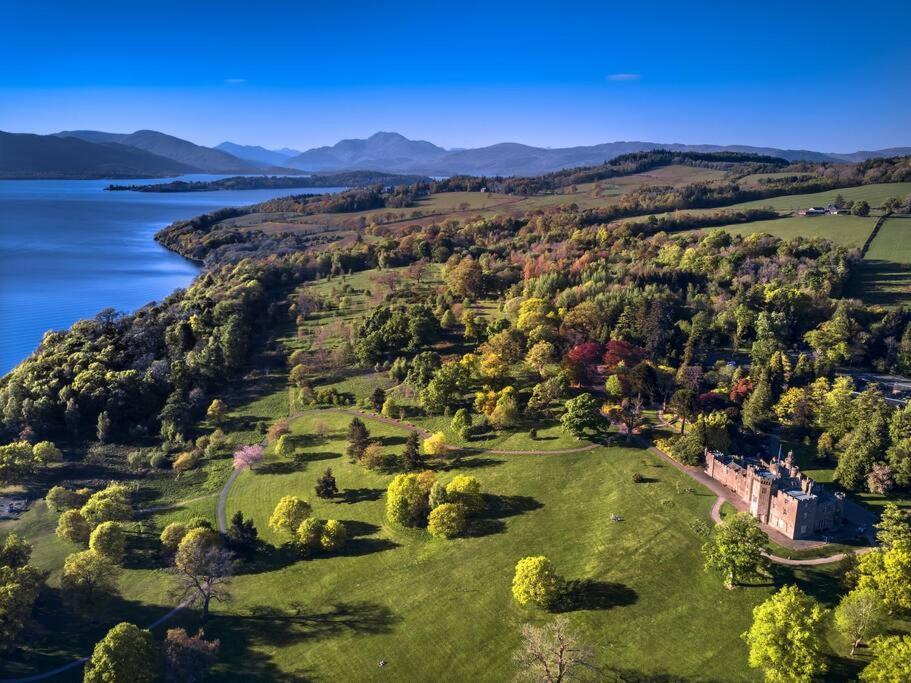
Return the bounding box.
[105,171,432,193]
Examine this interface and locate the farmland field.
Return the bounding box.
[702,214,877,248]
[723,182,911,212]
[849,216,911,307]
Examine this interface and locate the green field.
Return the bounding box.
[708,214,877,248]
[212,409,831,682]
[849,216,911,307]
[724,182,911,212]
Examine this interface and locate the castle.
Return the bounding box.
[704,449,845,540]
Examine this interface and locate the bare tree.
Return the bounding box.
[174,539,234,620]
[514,617,595,682]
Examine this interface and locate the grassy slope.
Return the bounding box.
[849,216,911,307]
[218,410,771,682]
[707,214,877,248]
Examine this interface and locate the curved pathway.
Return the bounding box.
[216,407,596,533]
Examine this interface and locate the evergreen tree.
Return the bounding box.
[226,511,258,554]
[370,387,386,413]
[742,373,773,432]
[315,468,339,499]
[346,418,370,461]
[400,432,422,470]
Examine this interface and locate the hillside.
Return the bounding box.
[287,131,448,171]
[215,141,302,167]
[56,129,278,174]
[0,131,197,178]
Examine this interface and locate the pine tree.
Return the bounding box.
[315,468,338,499]
[400,432,422,470]
[226,511,258,553]
[370,388,386,413]
[742,373,773,432]
[346,418,370,461]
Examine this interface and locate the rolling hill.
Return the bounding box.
[56,129,266,174]
[215,141,302,167]
[0,131,197,179]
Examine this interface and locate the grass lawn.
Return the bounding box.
[721,182,911,212]
[849,216,911,307]
[206,409,862,681]
[697,214,877,248]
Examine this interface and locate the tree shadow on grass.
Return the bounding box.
[553,579,638,613]
[256,460,302,475]
[435,455,505,471]
[334,536,400,558]
[234,542,301,575]
[376,434,407,448]
[465,494,544,537]
[294,450,340,464]
[336,487,384,504]
[337,520,380,536]
[122,531,164,571]
[601,667,726,683]
[482,493,543,518]
[226,600,400,648]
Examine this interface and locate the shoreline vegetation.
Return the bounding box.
[105,171,432,193]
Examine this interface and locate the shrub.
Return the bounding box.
[150,453,170,469]
[428,503,467,538]
[56,509,91,544]
[632,472,645,483]
[46,485,84,512]
[172,451,199,473]
[160,523,188,553]
[320,520,348,551]
[445,475,483,513]
[296,517,323,554]
[127,451,148,470]
[422,432,448,457]
[89,522,126,562]
[512,556,562,608]
[386,473,430,526]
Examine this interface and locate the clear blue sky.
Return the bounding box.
[2,0,909,151]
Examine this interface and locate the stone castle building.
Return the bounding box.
[704,449,845,540]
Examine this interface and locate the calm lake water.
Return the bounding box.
[0,176,340,375]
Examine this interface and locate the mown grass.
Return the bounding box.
[723,182,911,212]
[704,214,878,248]
[217,409,775,681]
[850,216,911,307]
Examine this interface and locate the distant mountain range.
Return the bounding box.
[1,129,908,180]
[225,132,911,176]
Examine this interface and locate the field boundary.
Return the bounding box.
[859,211,892,257]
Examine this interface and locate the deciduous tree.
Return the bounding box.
[742,585,828,683]
[512,556,562,609]
[702,512,769,588]
[84,622,156,683]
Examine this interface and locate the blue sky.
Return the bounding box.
[2,0,909,151]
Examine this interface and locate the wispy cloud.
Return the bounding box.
[607,73,640,81]
[224,78,247,85]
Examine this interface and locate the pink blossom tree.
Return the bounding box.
[233,444,264,471]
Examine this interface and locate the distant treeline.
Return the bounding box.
[106,171,431,193]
